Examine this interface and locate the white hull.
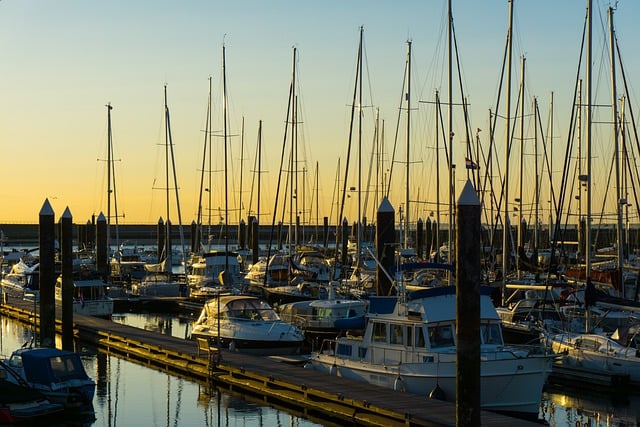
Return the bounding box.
[310,349,549,414]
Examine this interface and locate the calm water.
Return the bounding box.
[0,315,324,427]
[4,311,640,426]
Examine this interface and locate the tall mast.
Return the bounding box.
[608,6,623,297]
[585,0,593,284]
[222,43,229,271]
[517,55,525,277]
[163,85,171,265]
[404,40,411,249]
[447,0,454,266]
[502,0,514,304]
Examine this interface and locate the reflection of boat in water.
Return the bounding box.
[0,377,64,424]
[191,295,304,355]
[542,386,640,426]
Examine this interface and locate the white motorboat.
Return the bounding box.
[191,295,304,355]
[306,285,555,419]
[55,276,113,318]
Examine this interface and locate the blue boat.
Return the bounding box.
[2,347,96,409]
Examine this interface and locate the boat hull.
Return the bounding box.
[309,351,551,417]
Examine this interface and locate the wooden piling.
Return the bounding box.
[190,220,197,253]
[38,199,56,347]
[60,207,74,351]
[341,218,349,279]
[251,218,259,265]
[96,213,108,281]
[376,197,394,296]
[456,180,481,427]
[157,217,165,263]
[416,217,424,259]
[238,219,246,250]
[323,216,329,248]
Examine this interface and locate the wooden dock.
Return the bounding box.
[0,296,541,426]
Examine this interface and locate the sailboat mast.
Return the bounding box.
[405,40,411,249]
[447,0,454,266]
[105,102,115,251]
[608,6,624,297]
[502,0,514,304]
[585,0,593,282]
[196,77,213,252]
[163,85,171,264]
[222,43,230,271]
[517,56,525,277]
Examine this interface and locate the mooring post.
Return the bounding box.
[323,216,329,249]
[251,218,259,265]
[340,218,349,279]
[61,207,74,351]
[39,199,56,347]
[276,221,283,251]
[190,220,198,253]
[416,217,424,259]
[456,180,481,427]
[376,197,395,296]
[96,213,108,282]
[157,217,165,263]
[238,219,246,250]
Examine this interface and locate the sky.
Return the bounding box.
[1,0,638,229]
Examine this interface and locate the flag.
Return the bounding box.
[465,157,479,170]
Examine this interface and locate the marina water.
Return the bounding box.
[0,314,323,427]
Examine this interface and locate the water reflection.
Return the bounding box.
[0,316,321,427]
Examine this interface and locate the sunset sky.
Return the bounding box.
[1,1,638,228]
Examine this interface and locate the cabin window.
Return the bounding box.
[337,343,352,357]
[415,326,426,348]
[390,324,404,346]
[429,324,454,348]
[406,325,413,348]
[481,323,503,345]
[372,322,387,343]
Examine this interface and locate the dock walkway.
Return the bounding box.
[0,296,540,426]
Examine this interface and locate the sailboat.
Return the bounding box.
[186,76,241,300]
[133,86,187,298]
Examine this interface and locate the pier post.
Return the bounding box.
[239,219,246,250]
[277,221,283,251]
[190,220,198,253]
[251,218,259,265]
[376,197,395,296]
[416,218,424,259]
[455,180,481,427]
[341,218,349,279]
[157,217,165,263]
[96,213,108,281]
[39,199,56,347]
[296,216,301,247]
[426,217,433,260]
[323,217,329,249]
[61,207,74,351]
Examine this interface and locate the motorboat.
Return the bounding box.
[278,283,367,340]
[0,377,64,424]
[1,347,96,409]
[191,295,304,355]
[541,330,640,385]
[306,285,555,419]
[55,276,114,317]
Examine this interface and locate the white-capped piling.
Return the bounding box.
[251,217,259,265]
[60,207,74,351]
[38,199,56,347]
[376,197,395,296]
[455,180,481,426]
[96,213,108,281]
[157,217,165,263]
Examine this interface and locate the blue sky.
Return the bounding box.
[0,0,637,228]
